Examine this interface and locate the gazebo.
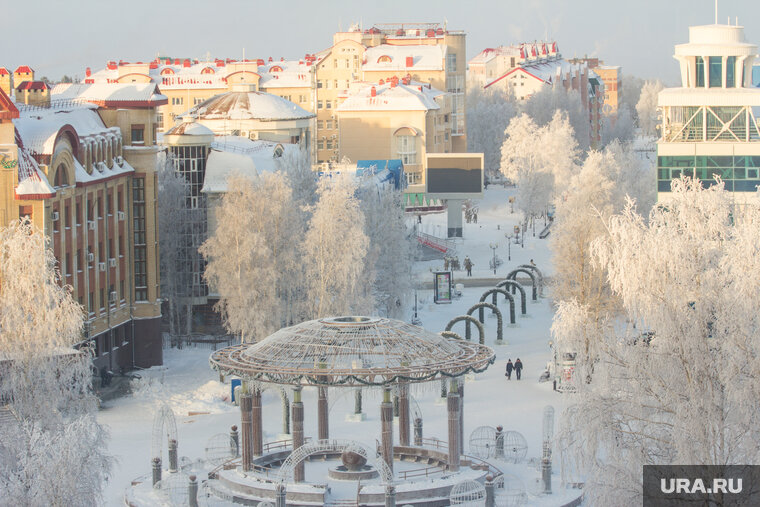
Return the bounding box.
[209,316,495,504]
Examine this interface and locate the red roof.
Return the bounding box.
[0,67,9,76]
[14,65,33,74]
[16,81,49,91]
[0,87,20,120]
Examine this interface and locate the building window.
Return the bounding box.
[131,125,145,145]
[156,112,164,130]
[133,177,148,301]
[326,101,332,109]
[696,57,705,87]
[326,140,333,150]
[318,140,324,150]
[396,135,417,165]
[326,120,332,130]
[317,120,324,129]
[89,291,94,314]
[317,100,323,109]
[709,57,722,88]
[446,53,457,72]
[726,56,736,88]
[317,80,323,88]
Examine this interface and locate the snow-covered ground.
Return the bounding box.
[100,186,575,506]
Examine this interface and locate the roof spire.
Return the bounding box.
[714,0,718,24]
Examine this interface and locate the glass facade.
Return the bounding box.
[658,155,760,192]
[132,177,148,301]
[709,57,723,88]
[696,57,705,88]
[726,56,736,88]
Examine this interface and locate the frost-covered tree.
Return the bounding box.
[620,74,645,119]
[275,147,317,210]
[500,111,578,223]
[201,172,304,342]
[557,178,760,505]
[601,104,635,148]
[303,174,369,318]
[359,184,414,319]
[522,86,590,153]
[635,80,664,137]
[0,220,111,505]
[466,87,518,180]
[157,155,193,337]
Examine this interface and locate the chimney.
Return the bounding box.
[391,76,398,87]
[406,56,414,68]
[85,67,92,77]
[371,86,376,97]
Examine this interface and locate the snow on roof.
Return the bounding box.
[51,83,167,106]
[203,136,298,193]
[468,45,523,65]
[337,81,443,112]
[258,60,312,89]
[15,145,55,200]
[484,59,580,89]
[72,155,135,185]
[14,107,114,156]
[362,44,447,72]
[183,89,314,121]
[164,120,215,136]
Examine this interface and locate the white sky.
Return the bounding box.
[5,0,759,85]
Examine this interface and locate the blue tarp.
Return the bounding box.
[356,159,405,190]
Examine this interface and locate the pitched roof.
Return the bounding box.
[16,81,49,91]
[14,65,33,74]
[0,87,19,120]
[337,81,443,112]
[0,67,9,76]
[51,83,167,107]
[362,44,447,72]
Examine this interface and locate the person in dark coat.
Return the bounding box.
[514,358,523,380]
[505,359,514,380]
[464,256,473,277]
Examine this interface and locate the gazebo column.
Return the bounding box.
[458,380,465,458]
[292,387,305,483]
[252,387,263,457]
[380,387,394,474]
[240,392,253,471]
[318,386,329,440]
[447,379,460,472]
[398,383,410,447]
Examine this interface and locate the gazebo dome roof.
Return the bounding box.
[183,84,315,122]
[209,316,495,387]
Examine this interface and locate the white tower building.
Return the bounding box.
[657,22,760,204]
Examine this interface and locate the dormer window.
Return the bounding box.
[377,55,392,64]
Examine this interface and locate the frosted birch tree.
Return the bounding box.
[523,86,590,153]
[359,184,414,319]
[556,178,760,505]
[635,80,664,137]
[303,174,369,318]
[200,172,304,342]
[601,104,635,147]
[0,219,111,505]
[157,155,192,337]
[466,86,518,180]
[275,146,318,210]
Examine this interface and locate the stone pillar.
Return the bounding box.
[440,378,447,398]
[393,394,399,417]
[188,475,198,507]
[230,425,240,457]
[447,380,460,472]
[151,457,162,487]
[318,386,329,441]
[399,383,410,447]
[485,475,495,507]
[458,380,464,458]
[495,425,505,459]
[282,394,290,435]
[380,387,394,473]
[385,484,396,507]
[275,483,287,507]
[168,439,178,473]
[354,388,362,415]
[414,418,423,446]
[240,393,253,472]
[252,388,263,457]
[292,387,305,483]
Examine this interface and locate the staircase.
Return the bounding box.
[415,230,457,255]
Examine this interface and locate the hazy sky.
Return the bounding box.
[5,0,759,86]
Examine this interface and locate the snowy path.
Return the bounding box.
[100,187,571,506]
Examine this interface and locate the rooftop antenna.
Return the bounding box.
[714,0,718,24]
[242,47,245,62]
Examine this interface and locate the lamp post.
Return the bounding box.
[504,233,512,261]
[489,242,498,275]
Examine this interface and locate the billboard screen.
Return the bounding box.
[426,153,484,200]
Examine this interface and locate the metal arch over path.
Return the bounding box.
[506,268,539,302]
[276,439,393,485]
[151,403,178,463]
[496,280,527,315]
[446,315,486,344]
[466,302,503,343]
[517,264,544,297]
[480,288,516,325]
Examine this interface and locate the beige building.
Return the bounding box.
[0,77,165,370]
[336,79,451,192]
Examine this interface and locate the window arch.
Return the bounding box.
[377,55,393,64]
[201,67,215,74]
[53,163,69,187]
[160,68,175,75]
[395,131,417,165]
[269,65,283,73]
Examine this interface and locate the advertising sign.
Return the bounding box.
[433,271,452,304]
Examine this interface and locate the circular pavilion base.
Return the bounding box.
[328,464,379,481]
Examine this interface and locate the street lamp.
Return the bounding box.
[489,242,498,275]
[504,233,512,261]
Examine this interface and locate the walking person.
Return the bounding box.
[514,358,523,380]
[505,359,514,380]
[464,256,473,277]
